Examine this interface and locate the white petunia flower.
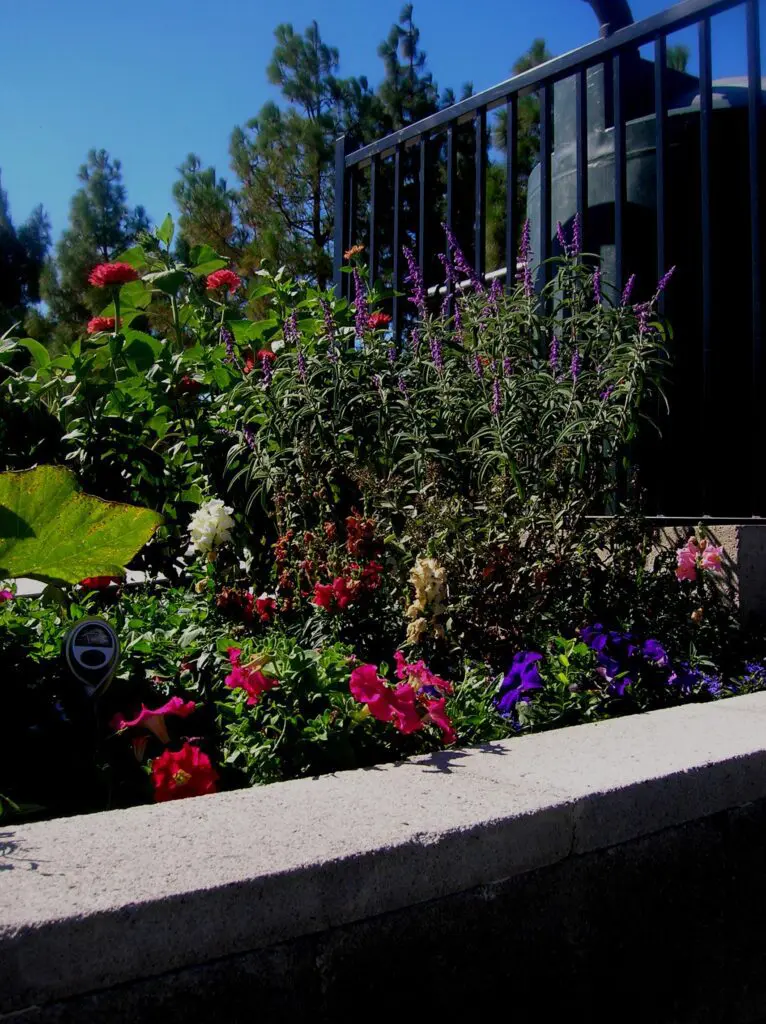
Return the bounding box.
[189,499,235,555]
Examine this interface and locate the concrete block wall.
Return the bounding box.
[4,694,766,1022]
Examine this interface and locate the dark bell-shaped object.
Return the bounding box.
[582,0,634,36]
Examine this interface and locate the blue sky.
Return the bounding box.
[1,0,756,239]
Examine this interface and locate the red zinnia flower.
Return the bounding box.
[177,375,202,396]
[79,575,121,590]
[206,268,241,294]
[86,316,116,334]
[368,311,392,330]
[257,349,276,363]
[88,262,139,288]
[150,742,219,802]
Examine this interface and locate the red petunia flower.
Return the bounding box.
[111,696,197,745]
[150,742,219,802]
[368,311,392,330]
[206,268,241,294]
[88,263,139,288]
[86,316,116,334]
[79,575,121,590]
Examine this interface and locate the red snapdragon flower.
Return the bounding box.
[255,595,277,622]
[111,696,197,745]
[242,348,256,375]
[86,316,116,334]
[79,575,121,590]
[177,374,203,396]
[150,742,218,802]
[88,262,139,288]
[345,510,377,557]
[368,311,392,330]
[312,576,359,612]
[225,647,279,706]
[205,268,241,294]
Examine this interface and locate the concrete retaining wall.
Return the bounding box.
[4,694,766,1023]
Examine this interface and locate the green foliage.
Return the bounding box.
[0,465,162,584]
[0,171,51,332]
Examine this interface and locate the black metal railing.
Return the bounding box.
[332,0,763,519]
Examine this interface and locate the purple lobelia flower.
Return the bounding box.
[353,269,369,339]
[570,348,581,380]
[496,652,544,717]
[403,245,428,319]
[621,273,636,307]
[491,376,502,415]
[593,267,602,306]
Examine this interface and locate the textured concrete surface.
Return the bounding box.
[4,694,766,1016]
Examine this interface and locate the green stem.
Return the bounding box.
[170,294,181,349]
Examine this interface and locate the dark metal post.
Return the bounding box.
[392,145,403,338]
[699,17,713,510]
[333,135,347,295]
[418,138,427,275]
[505,96,518,293]
[368,154,378,284]
[474,108,487,281]
[538,84,552,290]
[613,53,626,296]
[575,69,589,253]
[654,34,668,314]
[747,0,763,513]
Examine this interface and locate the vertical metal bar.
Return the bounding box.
[538,84,552,290]
[575,69,589,254]
[505,95,518,294]
[392,145,402,339]
[332,135,347,295]
[446,124,457,308]
[418,136,427,278]
[613,53,626,297]
[747,0,763,513]
[654,35,668,315]
[699,17,713,510]
[347,166,357,252]
[474,107,487,282]
[368,154,378,285]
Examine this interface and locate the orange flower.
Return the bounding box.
[344,244,365,260]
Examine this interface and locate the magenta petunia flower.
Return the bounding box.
[111,696,197,744]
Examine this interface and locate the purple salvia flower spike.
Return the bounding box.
[297,348,307,380]
[571,212,581,256]
[621,273,636,307]
[570,349,581,380]
[430,335,444,372]
[353,269,369,339]
[472,352,484,379]
[549,334,560,371]
[502,356,512,377]
[556,221,568,256]
[403,246,428,319]
[593,267,602,306]
[491,377,502,415]
[654,265,676,300]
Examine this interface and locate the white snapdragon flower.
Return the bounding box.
[189,499,235,555]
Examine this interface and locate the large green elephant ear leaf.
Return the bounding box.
[0,466,163,585]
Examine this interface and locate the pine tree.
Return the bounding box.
[42,149,150,343]
[0,171,51,331]
[173,155,242,260]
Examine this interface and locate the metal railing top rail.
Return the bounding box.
[344,0,744,169]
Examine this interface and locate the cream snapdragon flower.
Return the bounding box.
[189,499,235,555]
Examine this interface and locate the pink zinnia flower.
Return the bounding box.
[150,742,218,802]
[225,647,278,706]
[206,268,241,294]
[0,589,13,602]
[111,696,197,744]
[87,316,116,334]
[88,262,139,288]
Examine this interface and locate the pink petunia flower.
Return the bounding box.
[0,589,13,602]
[110,696,197,744]
[350,663,394,723]
[387,683,423,735]
[424,697,457,745]
[225,647,278,706]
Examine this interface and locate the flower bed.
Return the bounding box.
[1,216,764,822]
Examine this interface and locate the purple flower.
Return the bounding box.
[571,212,581,256]
[621,274,636,307]
[438,252,457,317]
[596,655,632,696]
[556,220,568,255]
[489,277,503,305]
[642,638,668,667]
[372,373,383,393]
[387,345,397,364]
[444,224,484,293]
[403,246,427,319]
[410,328,421,354]
[491,376,502,415]
[221,326,235,364]
[471,352,484,379]
[243,425,257,451]
[284,311,299,346]
[353,269,369,339]
[549,334,559,371]
[519,219,533,297]
[496,652,544,716]
[570,348,581,380]
[593,268,602,306]
[261,353,273,389]
[701,674,724,697]
[654,265,676,300]
[430,335,444,372]
[635,302,651,335]
[453,299,464,343]
[398,376,409,400]
[502,356,512,377]
[321,298,335,342]
[297,348,307,381]
[667,665,700,696]
[600,385,614,402]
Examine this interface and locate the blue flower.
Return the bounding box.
[642,638,668,667]
[667,665,701,696]
[497,652,543,716]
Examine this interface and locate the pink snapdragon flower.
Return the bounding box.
[675,536,724,582]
